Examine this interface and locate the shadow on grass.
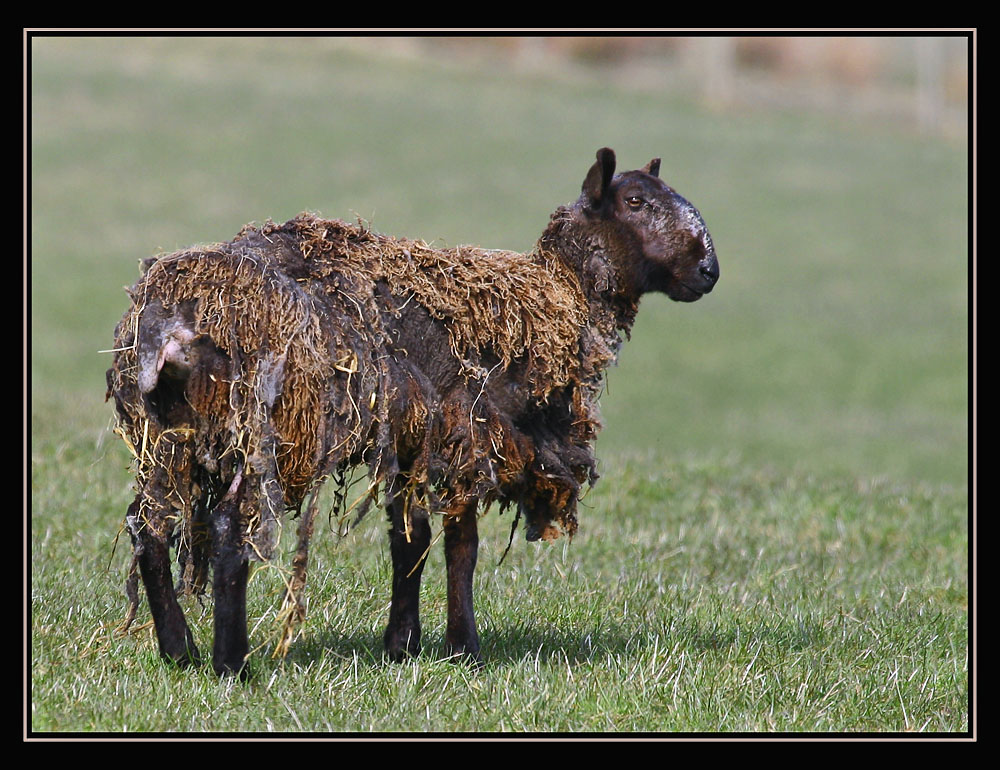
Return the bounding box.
[275,612,825,669]
[276,623,640,668]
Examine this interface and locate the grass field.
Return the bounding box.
[28,36,971,735]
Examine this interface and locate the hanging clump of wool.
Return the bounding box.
[106,212,617,642]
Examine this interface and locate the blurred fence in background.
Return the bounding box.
[335,35,970,139]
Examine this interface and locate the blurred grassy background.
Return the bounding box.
[29,34,969,487]
[27,34,971,735]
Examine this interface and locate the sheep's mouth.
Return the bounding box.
[670,281,708,302]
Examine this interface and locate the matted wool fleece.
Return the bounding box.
[107,213,615,581]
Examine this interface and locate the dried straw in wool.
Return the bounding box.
[107,213,617,639]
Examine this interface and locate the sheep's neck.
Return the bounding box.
[535,209,641,341]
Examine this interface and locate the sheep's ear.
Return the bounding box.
[582,147,616,207]
[642,158,661,178]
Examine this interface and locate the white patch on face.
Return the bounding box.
[678,201,707,243]
[702,228,715,254]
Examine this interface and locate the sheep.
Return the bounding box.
[106,148,719,678]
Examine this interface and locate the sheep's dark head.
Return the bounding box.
[580,147,719,303]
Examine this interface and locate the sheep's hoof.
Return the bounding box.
[385,644,421,663]
[159,640,202,670]
[384,626,421,662]
[213,659,252,682]
[446,642,483,669]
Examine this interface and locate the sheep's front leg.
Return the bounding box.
[444,500,481,663]
[384,491,431,661]
[210,482,250,680]
[128,497,201,668]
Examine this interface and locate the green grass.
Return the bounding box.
[31,444,967,733]
[29,36,970,734]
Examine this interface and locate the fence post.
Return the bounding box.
[915,37,945,134]
[702,36,736,109]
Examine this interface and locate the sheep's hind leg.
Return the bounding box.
[384,484,431,661]
[128,497,201,668]
[210,480,250,680]
[444,499,481,664]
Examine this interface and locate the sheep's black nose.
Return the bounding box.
[699,256,719,285]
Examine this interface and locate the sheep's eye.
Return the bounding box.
[625,196,644,210]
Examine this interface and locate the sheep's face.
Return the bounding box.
[582,148,719,303]
[613,171,719,302]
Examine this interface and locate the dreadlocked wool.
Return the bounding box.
[107,213,620,604]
